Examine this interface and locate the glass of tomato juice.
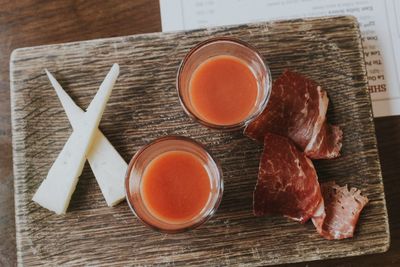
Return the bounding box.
[177,37,272,130]
[125,136,223,233]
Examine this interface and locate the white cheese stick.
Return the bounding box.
[32,64,119,214]
[45,70,126,206]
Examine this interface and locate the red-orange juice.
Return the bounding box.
[141,151,211,223]
[189,55,258,125]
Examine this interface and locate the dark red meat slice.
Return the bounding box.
[253,133,323,223]
[305,123,343,159]
[312,181,369,240]
[244,69,342,159]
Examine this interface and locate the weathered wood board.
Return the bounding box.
[10,16,389,266]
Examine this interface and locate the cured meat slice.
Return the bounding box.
[304,123,343,159]
[312,181,369,240]
[244,69,342,159]
[254,133,323,223]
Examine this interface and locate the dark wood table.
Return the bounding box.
[0,1,398,266]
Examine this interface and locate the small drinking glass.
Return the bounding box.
[125,136,223,233]
[177,37,272,131]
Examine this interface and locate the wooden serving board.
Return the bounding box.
[10,16,389,266]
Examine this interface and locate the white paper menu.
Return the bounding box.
[160,0,400,117]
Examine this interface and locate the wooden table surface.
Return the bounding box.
[0,1,398,266]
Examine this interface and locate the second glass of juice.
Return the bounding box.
[177,37,272,130]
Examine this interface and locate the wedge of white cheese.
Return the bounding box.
[32,64,120,214]
[46,69,126,207]
[87,131,127,206]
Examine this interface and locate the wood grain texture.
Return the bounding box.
[2,1,400,266]
[9,16,389,266]
[0,1,161,266]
